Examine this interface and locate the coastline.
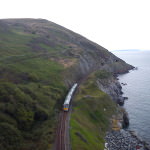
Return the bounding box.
[101,71,150,150]
[105,73,150,150]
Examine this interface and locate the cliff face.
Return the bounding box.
[96,77,124,104]
[64,50,133,85]
[0,19,133,86]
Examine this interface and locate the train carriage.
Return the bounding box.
[63,83,78,111]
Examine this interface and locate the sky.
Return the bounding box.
[0,0,150,51]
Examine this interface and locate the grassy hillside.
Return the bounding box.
[70,72,117,150]
[0,55,67,150]
[0,18,132,150]
[0,19,68,150]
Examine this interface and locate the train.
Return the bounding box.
[63,83,78,111]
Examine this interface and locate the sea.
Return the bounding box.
[113,50,150,144]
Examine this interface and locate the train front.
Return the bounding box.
[63,104,69,111]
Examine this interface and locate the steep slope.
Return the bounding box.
[70,72,117,150]
[0,18,133,150]
[70,70,129,150]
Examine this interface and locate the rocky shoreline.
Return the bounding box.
[105,129,150,150]
[96,73,150,150]
[97,75,128,106]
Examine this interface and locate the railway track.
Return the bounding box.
[54,71,95,150]
[55,111,68,150]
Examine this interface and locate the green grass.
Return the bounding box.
[95,70,112,79]
[0,56,67,143]
[70,74,117,150]
[0,22,73,149]
[0,19,129,150]
[0,25,67,149]
[0,28,37,56]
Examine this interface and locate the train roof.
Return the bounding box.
[63,83,77,105]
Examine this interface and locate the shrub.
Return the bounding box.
[0,123,22,150]
[0,82,16,102]
[28,73,39,82]
[0,112,17,126]
[95,70,112,79]
[15,105,34,131]
[34,106,49,121]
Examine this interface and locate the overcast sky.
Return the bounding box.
[0,0,150,51]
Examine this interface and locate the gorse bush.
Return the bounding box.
[0,56,66,149]
[0,123,22,150]
[95,70,112,79]
[34,106,49,121]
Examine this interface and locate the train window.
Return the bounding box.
[64,104,69,108]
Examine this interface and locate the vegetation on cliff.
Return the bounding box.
[70,72,117,150]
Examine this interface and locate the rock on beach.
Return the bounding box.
[105,129,149,150]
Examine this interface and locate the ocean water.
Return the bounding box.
[113,50,150,144]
